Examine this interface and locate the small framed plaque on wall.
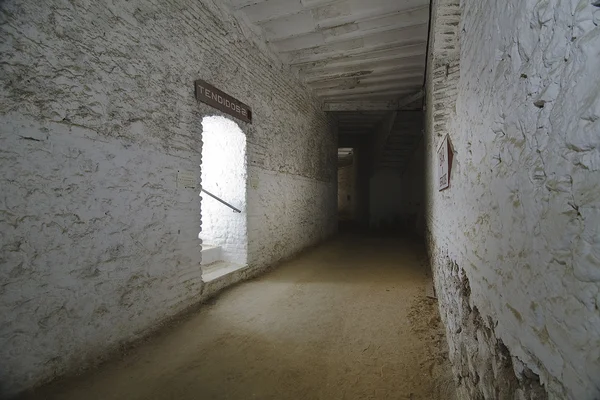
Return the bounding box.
[437,135,453,191]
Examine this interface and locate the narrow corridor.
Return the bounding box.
[22,235,455,400]
[2,0,598,397]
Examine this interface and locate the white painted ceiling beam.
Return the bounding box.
[290,46,427,79]
[303,61,425,83]
[321,89,418,102]
[334,111,387,117]
[308,71,424,90]
[279,27,428,65]
[280,24,427,57]
[227,0,430,124]
[235,0,428,25]
[397,90,425,109]
[323,90,424,111]
[315,79,423,98]
[294,45,426,76]
[262,6,429,44]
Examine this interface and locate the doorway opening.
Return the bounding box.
[199,116,248,279]
[337,147,358,230]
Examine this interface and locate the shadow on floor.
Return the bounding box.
[19,233,456,400]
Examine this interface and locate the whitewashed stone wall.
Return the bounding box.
[200,116,247,265]
[0,0,336,396]
[425,0,600,399]
[247,166,336,271]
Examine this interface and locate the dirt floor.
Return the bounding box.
[22,234,456,400]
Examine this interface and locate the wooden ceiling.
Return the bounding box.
[227,0,429,116]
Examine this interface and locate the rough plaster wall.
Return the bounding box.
[244,98,337,272]
[425,0,600,398]
[247,165,336,271]
[200,116,247,265]
[0,0,335,396]
[338,163,356,220]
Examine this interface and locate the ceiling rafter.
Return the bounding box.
[226,0,430,138]
[262,5,430,44]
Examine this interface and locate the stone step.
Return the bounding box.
[201,261,247,282]
[201,261,250,300]
[200,244,222,266]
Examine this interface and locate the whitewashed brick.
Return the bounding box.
[0,0,336,396]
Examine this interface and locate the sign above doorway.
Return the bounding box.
[194,80,252,124]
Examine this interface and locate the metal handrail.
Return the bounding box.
[201,188,242,213]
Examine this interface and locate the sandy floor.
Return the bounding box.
[23,234,456,400]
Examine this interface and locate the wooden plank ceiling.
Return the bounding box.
[228,0,429,137]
